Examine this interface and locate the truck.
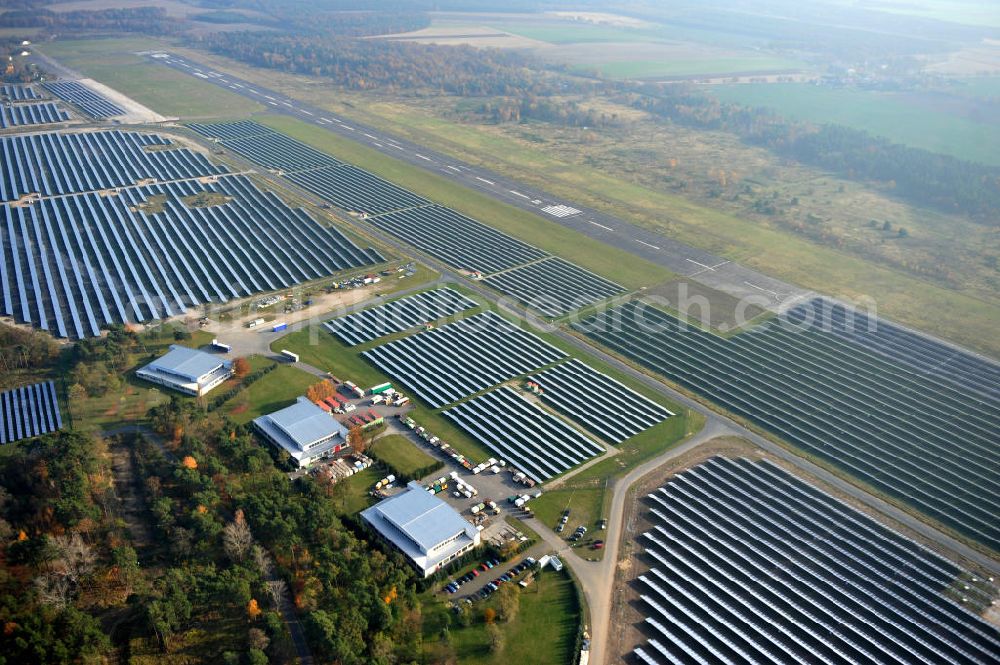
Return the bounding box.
[272,321,287,332]
[344,381,365,398]
[370,382,393,395]
[393,395,410,407]
[211,338,232,352]
[247,318,265,329]
[280,349,299,362]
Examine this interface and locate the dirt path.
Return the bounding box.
[109,437,158,563]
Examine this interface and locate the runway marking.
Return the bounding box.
[373,142,383,147]
[447,165,461,171]
[509,190,530,199]
[589,221,614,231]
[264,95,275,101]
[318,118,330,124]
[340,125,355,131]
[635,239,660,250]
[744,281,780,298]
[363,133,378,139]
[686,258,714,271]
[475,177,495,185]
[415,154,432,162]
[267,101,278,106]
[300,110,314,116]
[228,85,238,89]
[281,101,293,107]
[541,204,582,218]
[247,88,260,94]
[389,143,405,150]
[233,83,244,89]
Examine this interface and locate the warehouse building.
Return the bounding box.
[362,481,481,578]
[136,345,233,396]
[253,396,349,468]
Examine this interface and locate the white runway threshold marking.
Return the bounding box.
[589,221,614,231]
[541,204,582,218]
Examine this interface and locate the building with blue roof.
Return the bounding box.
[362,481,481,577]
[136,344,233,396]
[253,396,349,468]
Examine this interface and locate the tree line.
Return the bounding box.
[1,7,180,36]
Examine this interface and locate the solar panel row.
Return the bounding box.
[186,120,273,141]
[528,358,672,444]
[577,301,1000,551]
[363,311,565,408]
[785,297,1000,400]
[0,130,226,202]
[326,287,478,346]
[0,380,62,444]
[633,456,1000,665]
[1,84,41,101]
[42,80,124,119]
[444,387,604,483]
[483,256,624,317]
[0,175,382,338]
[0,102,68,129]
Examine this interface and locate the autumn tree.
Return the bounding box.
[487,622,504,653]
[305,380,335,403]
[223,510,253,563]
[483,607,496,624]
[497,583,520,623]
[347,425,365,455]
[232,357,250,379]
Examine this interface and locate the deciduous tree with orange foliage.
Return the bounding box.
[347,425,365,455]
[305,380,335,403]
[232,357,250,379]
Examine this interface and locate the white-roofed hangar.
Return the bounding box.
[252,396,350,468]
[362,481,481,578]
[136,345,233,396]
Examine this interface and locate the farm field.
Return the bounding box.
[37,38,262,118]
[630,456,1000,663]
[711,82,1000,166]
[577,55,803,79]
[577,299,1000,553]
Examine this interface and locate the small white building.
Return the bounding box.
[362,481,481,578]
[253,396,349,468]
[136,345,232,396]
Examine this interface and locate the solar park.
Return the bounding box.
[362,311,565,408]
[0,130,224,202]
[187,122,624,314]
[42,80,124,120]
[325,287,478,346]
[483,256,625,317]
[0,102,70,129]
[576,300,1000,551]
[528,358,672,444]
[0,381,62,445]
[367,205,547,274]
[444,387,604,483]
[1,128,382,338]
[632,456,1000,665]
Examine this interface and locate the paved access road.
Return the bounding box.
[145,52,810,308]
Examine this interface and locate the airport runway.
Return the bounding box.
[145,51,811,309]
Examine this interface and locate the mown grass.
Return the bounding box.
[369,433,439,479]
[253,114,674,291]
[38,37,263,119]
[217,363,318,424]
[421,567,580,664]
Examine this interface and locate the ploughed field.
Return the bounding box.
[576,298,1000,551]
[632,456,1000,665]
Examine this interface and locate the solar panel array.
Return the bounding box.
[0,102,70,129]
[529,359,672,443]
[363,311,565,408]
[444,387,603,482]
[1,130,225,202]
[0,381,62,444]
[187,121,621,315]
[633,456,1000,665]
[43,80,124,119]
[483,257,624,317]
[1,84,41,101]
[325,287,478,346]
[368,205,547,274]
[576,301,1000,551]
[1,175,382,338]
[785,297,1000,400]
